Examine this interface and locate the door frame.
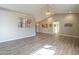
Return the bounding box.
[53,21,59,34]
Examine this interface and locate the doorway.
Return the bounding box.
[53,22,59,34]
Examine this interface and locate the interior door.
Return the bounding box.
[53,22,59,34]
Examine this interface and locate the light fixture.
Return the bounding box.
[69,11,72,13]
[46,11,51,16]
[45,5,54,17]
[36,23,39,26]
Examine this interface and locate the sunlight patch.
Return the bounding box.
[43,45,53,48]
[32,48,55,55]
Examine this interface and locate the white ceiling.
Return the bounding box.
[0,4,79,21]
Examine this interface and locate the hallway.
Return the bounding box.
[0,32,79,55]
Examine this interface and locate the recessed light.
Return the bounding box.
[45,11,51,16]
[69,11,72,13]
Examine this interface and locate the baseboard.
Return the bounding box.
[59,34,79,38]
[38,32,79,38]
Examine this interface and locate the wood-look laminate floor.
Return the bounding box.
[0,32,79,55]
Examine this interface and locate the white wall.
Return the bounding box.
[38,17,53,34]
[0,9,36,43]
[38,27,53,34]
[38,13,79,37]
[54,14,79,36]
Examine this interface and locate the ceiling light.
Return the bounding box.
[45,5,54,17]
[46,11,51,16]
[69,11,72,13]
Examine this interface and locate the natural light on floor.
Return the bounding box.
[31,45,55,55]
[43,45,53,48]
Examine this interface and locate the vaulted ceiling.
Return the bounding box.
[0,4,79,21]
